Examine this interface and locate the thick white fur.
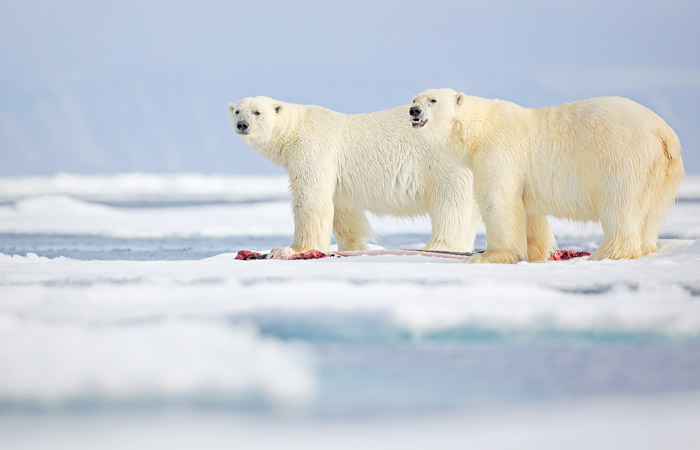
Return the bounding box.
[411,88,685,263]
[228,96,479,253]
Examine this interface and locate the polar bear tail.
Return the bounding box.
[654,125,685,207]
[657,128,684,186]
[639,125,685,255]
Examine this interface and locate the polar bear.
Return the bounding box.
[409,88,684,263]
[228,96,479,253]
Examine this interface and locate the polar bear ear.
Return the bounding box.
[456,93,464,105]
[228,103,236,114]
[274,105,282,114]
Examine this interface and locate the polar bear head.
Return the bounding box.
[228,96,284,144]
[409,88,465,145]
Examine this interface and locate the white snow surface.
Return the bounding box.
[1,239,699,339]
[1,173,699,449]
[0,320,315,407]
[0,173,291,203]
[1,172,698,203]
[0,173,699,238]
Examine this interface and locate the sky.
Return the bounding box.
[0,0,699,175]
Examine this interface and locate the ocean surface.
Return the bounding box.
[1,174,699,449]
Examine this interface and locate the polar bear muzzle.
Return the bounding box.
[236,120,250,135]
[409,106,427,128]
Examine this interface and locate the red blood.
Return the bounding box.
[549,250,591,261]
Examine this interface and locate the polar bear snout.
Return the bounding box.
[409,106,427,128]
[236,120,250,135]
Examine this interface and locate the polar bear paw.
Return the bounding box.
[464,250,524,264]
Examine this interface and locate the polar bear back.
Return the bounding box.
[519,96,680,221]
[307,105,472,217]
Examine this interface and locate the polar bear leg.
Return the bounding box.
[291,177,335,253]
[425,193,478,253]
[637,193,659,256]
[639,168,677,256]
[333,207,372,251]
[467,189,527,264]
[424,214,477,252]
[640,184,677,255]
[590,202,643,260]
[292,202,334,253]
[526,214,557,262]
[640,218,660,256]
[640,203,670,256]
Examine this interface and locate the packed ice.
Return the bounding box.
[1,173,699,449]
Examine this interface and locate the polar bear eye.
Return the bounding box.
[235,110,239,115]
[430,99,437,103]
[254,111,261,116]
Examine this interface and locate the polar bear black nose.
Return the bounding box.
[409,106,422,118]
[236,120,249,132]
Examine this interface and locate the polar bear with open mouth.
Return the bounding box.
[409,88,684,263]
[228,96,479,253]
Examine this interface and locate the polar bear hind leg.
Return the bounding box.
[333,207,372,251]
[594,129,684,260]
[640,204,666,256]
[591,198,643,260]
[424,221,476,252]
[425,186,478,252]
[638,162,666,256]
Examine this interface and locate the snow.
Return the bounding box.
[0,320,316,408]
[1,172,698,203]
[0,195,293,238]
[1,173,699,449]
[0,174,698,238]
[0,173,290,204]
[1,239,699,338]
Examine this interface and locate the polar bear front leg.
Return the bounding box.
[526,214,557,262]
[292,199,334,253]
[467,188,528,264]
[290,174,336,254]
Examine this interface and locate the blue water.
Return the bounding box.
[0,233,598,261]
[0,233,291,260]
[312,341,700,416]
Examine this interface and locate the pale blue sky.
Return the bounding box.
[1,0,698,175]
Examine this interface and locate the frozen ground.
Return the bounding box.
[1,173,699,449]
